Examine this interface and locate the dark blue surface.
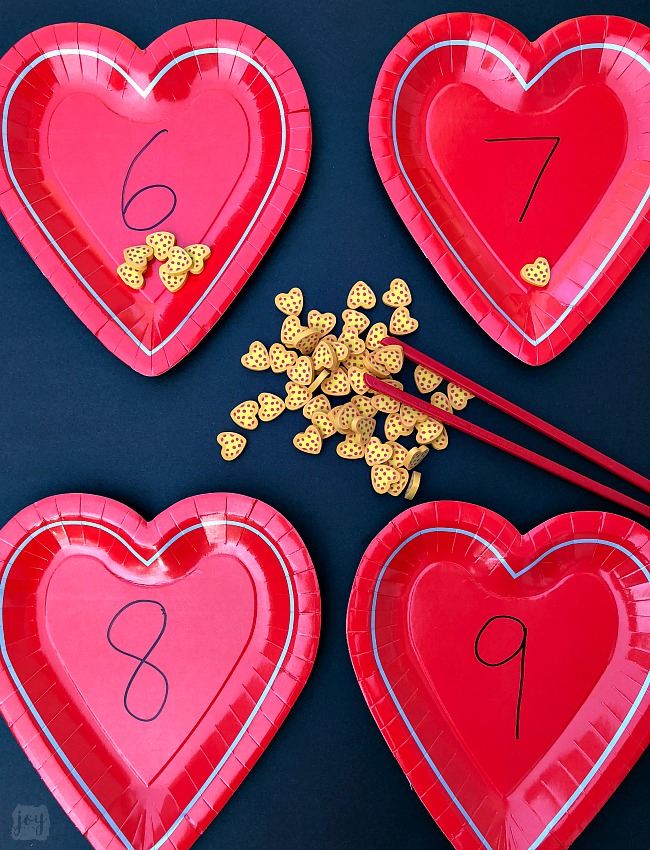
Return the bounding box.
[0,1,649,848]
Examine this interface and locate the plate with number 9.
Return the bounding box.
[347,500,650,850]
[0,21,311,375]
[370,14,650,364]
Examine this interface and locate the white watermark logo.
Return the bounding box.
[11,805,49,841]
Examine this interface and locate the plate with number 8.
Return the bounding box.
[347,500,650,850]
[0,492,320,850]
[0,21,311,375]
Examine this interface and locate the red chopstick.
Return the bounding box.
[364,349,650,521]
[382,337,650,497]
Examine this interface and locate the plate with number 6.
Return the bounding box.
[347,501,650,850]
[0,21,311,375]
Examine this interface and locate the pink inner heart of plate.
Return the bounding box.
[394,59,640,339]
[49,91,251,310]
[44,549,257,785]
[26,71,278,351]
[408,561,617,795]
[426,84,627,311]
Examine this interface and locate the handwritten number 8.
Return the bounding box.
[474,615,528,739]
[106,599,169,723]
[121,129,177,232]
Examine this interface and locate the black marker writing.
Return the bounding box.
[121,130,177,231]
[474,615,527,739]
[106,599,169,722]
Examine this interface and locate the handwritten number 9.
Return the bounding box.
[474,615,528,739]
[121,129,177,231]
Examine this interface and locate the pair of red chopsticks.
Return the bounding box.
[365,337,650,521]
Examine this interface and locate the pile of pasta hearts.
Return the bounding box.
[218,277,474,498]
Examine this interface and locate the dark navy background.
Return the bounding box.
[0,1,649,848]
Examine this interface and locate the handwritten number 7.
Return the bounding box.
[474,615,528,739]
[484,136,560,222]
[121,129,177,231]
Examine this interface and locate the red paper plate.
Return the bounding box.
[0,493,320,850]
[0,21,311,375]
[347,501,650,850]
[369,15,650,364]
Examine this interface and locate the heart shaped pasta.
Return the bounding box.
[269,343,297,373]
[257,392,285,421]
[230,400,259,430]
[275,287,304,316]
[348,281,376,310]
[370,464,398,493]
[293,424,322,454]
[382,278,412,307]
[520,257,551,287]
[216,431,247,460]
[241,341,270,371]
[285,382,312,410]
[389,306,418,335]
[336,435,366,459]
[322,369,350,397]
[365,437,394,466]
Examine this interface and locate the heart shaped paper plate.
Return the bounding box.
[0,493,320,850]
[347,501,650,850]
[0,21,311,375]
[369,14,650,364]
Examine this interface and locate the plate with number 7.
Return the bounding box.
[370,14,650,364]
[0,21,311,375]
[347,501,650,850]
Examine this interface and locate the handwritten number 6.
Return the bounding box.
[121,129,177,231]
[474,615,528,739]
